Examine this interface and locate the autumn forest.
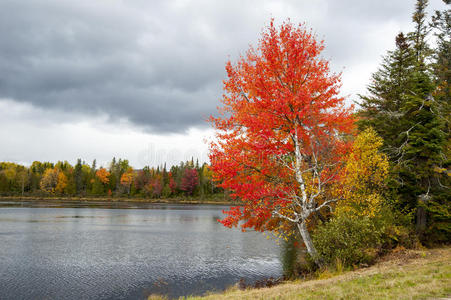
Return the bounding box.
[0,158,221,199]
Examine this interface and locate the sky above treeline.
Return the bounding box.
[0,0,448,168]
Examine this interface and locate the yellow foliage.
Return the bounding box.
[3,165,17,181]
[120,167,135,186]
[55,172,68,194]
[336,127,389,218]
[40,168,59,193]
[202,164,212,179]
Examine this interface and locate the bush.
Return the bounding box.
[373,207,418,250]
[313,207,417,268]
[313,214,382,267]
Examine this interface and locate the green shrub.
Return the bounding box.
[312,208,417,268]
[313,214,383,267]
[374,207,418,249]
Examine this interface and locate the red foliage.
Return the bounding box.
[151,178,163,197]
[180,168,199,195]
[209,20,354,232]
[134,170,149,190]
[168,172,177,194]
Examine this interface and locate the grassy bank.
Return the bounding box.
[181,246,451,300]
[0,195,236,205]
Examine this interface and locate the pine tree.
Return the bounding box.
[358,32,415,156]
[74,159,83,193]
[409,0,432,69]
[402,1,448,240]
[397,69,445,214]
[91,159,97,173]
[427,0,451,243]
[359,0,449,242]
[431,1,450,139]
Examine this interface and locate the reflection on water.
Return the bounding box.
[0,203,281,299]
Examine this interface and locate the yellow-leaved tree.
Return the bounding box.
[336,127,389,217]
[40,168,59,193]
[120,167,135,195]
[55,171,68,195]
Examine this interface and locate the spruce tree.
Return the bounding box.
[431,1,450,138]
[408,0,432,69]
[403,0,448,240]
[428,0,451,243]
[74,159,83,193]
[359,0,449,242]
[358,32,415,157]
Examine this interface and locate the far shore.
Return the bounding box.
[0,195,237,206]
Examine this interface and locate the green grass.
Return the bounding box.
[181,247,451,300]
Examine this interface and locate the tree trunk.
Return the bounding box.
[297,221,323,267]
[416,193,430,239]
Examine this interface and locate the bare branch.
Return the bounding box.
[314,198,338,212]
[272,210,299,223]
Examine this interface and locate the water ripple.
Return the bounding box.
[0,205,282,299]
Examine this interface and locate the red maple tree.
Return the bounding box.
[209,20,354,265]
[168,172,177,194]
[180,168,199,196]
[151,178,163,198]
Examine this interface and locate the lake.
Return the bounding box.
[0,202,282,299]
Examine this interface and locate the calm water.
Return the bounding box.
[0,202,282,299]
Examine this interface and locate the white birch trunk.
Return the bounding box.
[297,221,322,266]
[292,128,322,266]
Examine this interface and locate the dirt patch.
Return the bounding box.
[378,246,423,265]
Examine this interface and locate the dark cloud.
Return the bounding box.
[0,0,446,133]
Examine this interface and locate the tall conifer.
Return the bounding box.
[359,0,449,242]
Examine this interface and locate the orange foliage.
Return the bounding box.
[96,168,110,185]
[120,168,134,187]
[209,20,354,234]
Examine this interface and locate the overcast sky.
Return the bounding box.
[0,0,447,168]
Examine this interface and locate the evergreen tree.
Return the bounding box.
[402,0,448,240]
[91,159,97,173]
[397,69,445,213]
[358,32,415,156]
[427,0,451,243]
[408,0,432,69]
[359,0,449,242]
[431,1,450,137]
[74,159,83,193]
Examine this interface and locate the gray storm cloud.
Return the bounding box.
[0,0,445,133]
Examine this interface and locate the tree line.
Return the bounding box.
[0,158,222,199]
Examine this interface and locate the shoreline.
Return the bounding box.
[184,246,451,300]
[0,196,238,206]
